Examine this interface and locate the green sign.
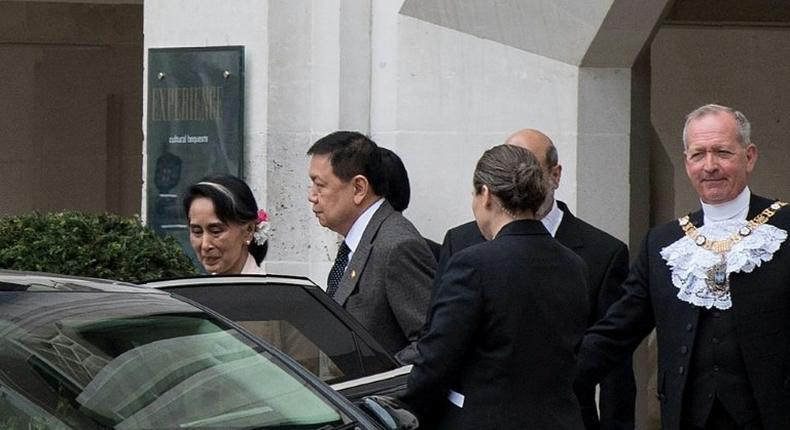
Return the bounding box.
[146,46,244,266]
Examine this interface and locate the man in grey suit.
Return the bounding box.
[307,131,436,363]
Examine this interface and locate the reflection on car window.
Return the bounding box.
[237,320,344,381]
[166,283,395,384]
[0,292,347,429]
[0,383,71,430]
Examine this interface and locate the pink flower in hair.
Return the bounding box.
[253,209,271,245]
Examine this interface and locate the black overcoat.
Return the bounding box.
[578,194,790,430]
[403,220,589,429]
[433,201,635,429]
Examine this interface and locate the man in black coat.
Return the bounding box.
[433,129,636,430]
[577,104,790,429]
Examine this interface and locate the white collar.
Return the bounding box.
[344,198,385,253]
[701,187,750,224]
[240,253,265,275]
[540,199,563,237]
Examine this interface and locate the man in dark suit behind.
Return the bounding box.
[307,131,435,363]
[434,129,636,430]
[577,104,790,429]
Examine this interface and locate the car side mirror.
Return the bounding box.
[359,395,419,430]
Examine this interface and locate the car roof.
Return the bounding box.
[0,270,168,294]
[143,273,319,288]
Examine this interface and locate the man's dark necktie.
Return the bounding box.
[326,241,350,297]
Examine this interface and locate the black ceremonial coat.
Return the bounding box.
[577,194,790,430]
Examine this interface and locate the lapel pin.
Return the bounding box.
[351,270,356,279]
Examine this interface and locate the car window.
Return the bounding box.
[162,282,395,384]
[0,291,352,430]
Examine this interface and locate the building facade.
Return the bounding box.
[4,1,790,428]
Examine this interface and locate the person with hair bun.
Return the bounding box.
[433,129,634,430]
[400,144,589,429]
[183,174,270,275]
[378,146,441,260]
[378,146,410,212]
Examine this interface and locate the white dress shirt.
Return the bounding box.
[540,199,564,238]
[343,198,385,268]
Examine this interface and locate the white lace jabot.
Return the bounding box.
[661,218,787,310]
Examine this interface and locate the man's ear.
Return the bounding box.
[549,164,562,190]
[745,144,758,174]
[351,175,370,205]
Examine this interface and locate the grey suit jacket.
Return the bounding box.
[333,200,436,362]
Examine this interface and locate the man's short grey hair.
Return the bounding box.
[682,104,752,150]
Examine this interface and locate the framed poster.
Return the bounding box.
[145,46,244,267]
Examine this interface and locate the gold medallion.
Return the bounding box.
[677,200,787,298]
[704,258,729,296]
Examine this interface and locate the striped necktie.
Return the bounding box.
[326,241,350,297]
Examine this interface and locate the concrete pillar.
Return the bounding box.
[576,68,632,242]
[142,0,269,217]
[265,0,347,280]
[143,0,358,281]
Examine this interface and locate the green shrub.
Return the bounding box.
[0,211,198,283]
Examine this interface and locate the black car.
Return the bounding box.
[0,270,415,429]
[143,275,413,402]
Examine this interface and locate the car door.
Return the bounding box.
[0,270,389,430]
[143,275,412,402]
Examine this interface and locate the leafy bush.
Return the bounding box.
[0,211,198,282]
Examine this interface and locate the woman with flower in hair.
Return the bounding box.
[183,175,271,275]
[183,175,323,373]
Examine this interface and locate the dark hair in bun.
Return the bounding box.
[473,144,546,215]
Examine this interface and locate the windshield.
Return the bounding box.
[0,291,348,429]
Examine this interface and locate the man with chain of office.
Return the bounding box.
[576,103,789,430]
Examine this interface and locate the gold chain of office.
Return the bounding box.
[678,201,788,253]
